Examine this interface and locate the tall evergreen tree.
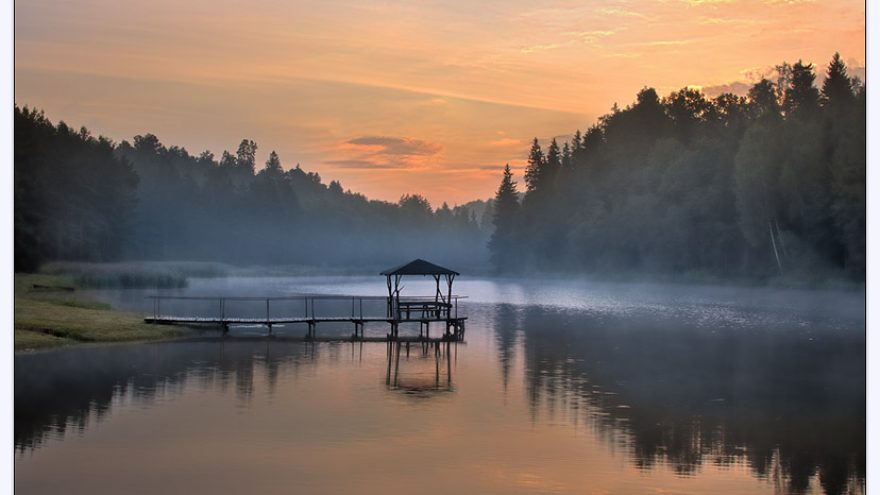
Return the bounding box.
[562,142,572,170]
[783,61,820,118]
[489,164,520,272]
[545,138,561,179]
[264,150,283,174]
[236,139,258,173]
[822,53,855,107]
[523,138,545,193]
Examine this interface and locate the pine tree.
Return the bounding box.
[822,53,855,107]
[783,61,820,117]
[264,150,283,174]
[562,142,572,170]
[489,164,520,272]
[523,138,545,193]
[546,138,561,176]
[236,139,258,173]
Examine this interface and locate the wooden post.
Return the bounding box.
[393,341,401,387]
[386,342,393,385]
[446,274,454,319]
[386,275,393,318]
[446,342,451,385]
[435,343,440,387]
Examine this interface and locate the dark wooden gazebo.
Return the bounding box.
[381,259,459,320]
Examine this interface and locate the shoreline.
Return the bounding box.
[14,273,185,351]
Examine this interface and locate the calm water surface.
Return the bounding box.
[15,277,865,494]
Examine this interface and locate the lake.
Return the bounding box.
[15,277,865,494]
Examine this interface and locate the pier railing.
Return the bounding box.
[146,294,465,322]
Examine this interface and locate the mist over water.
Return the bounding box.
[16,277,865,495]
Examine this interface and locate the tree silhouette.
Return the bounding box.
[489,164,520,272]
[523,138,545,193]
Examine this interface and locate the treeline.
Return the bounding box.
[490,54,865,283]
[14,108,489,272]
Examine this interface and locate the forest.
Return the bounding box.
[14,109,489,272]
[490,54,865,283]
[15,53,865,284]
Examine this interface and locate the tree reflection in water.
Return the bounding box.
[15,341,319,452]
[491,303,864,495]
[15,301,864,495]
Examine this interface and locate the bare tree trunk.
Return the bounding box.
[769,222,783,275]
[774,219,788,258]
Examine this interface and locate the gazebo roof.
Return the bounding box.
[380,259,459,276]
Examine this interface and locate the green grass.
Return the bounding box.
[14,329,75,349]
[40,261,231,289]
[15,273,183,351]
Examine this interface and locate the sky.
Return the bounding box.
[14,0,865,206]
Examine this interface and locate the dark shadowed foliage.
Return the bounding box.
[14,107,138,271]
[14,111,490,271]
[489,54,865,283]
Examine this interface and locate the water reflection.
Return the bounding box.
[16,341,346,451]
[15,339,461,453]
[493,303,865,495]
[385,341,454,395]
[15,287,864,495]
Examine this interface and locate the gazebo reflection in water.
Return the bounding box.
[385,340,454,394]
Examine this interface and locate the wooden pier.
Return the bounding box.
[144,295,466,341]
[143,259,468,341]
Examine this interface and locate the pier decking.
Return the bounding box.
[144,294,467,341]
[143,259,468,342]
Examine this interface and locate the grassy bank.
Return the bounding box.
[14,273,183,351]
[40,261,231,289]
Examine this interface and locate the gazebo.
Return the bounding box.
[380,259,459,320]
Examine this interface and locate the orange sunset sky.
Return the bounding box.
[14,0,865,206]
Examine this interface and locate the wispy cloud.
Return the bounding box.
[763,0,816,4]
[346,136,441,156]
[630,39,695,47]
[323,159,405,169]
[678,0,734,5]
[486,137,523,148]
[520,42,573,54]
[597,7,646,18]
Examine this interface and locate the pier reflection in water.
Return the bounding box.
[15,294,864,495]
[385,340,454,394]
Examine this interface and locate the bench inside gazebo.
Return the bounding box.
[381,259,460,321]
